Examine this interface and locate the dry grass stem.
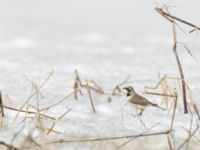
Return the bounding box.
[0,141,18,150]
[89,80,104,94]
[167,134,173,150]
[46,129,170,144]
[57,108,72,119]
[184,115,194,150]
[145,91,176,97]
[10,70,55,127]
[40,88,79,111]
[156,6,191,113]
[0,92,4,117]
[46,122,63,135]
[155,7,200,31]
[82,80,104,94]
[176,125,199,150]
[115,123,162,150]
[3,105,56,120]
[182,45,197,61]
[86,81,96,113]
[172,21,188,113]
[193,104,200,120]
[112,75,130,95]
[170,90,178,130]
[73,69,83,100]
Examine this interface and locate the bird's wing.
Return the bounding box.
[130,94,152,106]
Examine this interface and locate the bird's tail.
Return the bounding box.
[151,103,166,110]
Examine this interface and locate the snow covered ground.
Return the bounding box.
[0,0,200,149]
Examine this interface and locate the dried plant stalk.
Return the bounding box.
[73,69,83,100]
[57,108,72,119]
[0,92,4,117]
[170,90,178,131]
[176,125,199,150]
[193,104,200,120]
[155,7,200,32]
[167,134,173,150]
[0,141,18,150]
[145,91,176,98]
[112,75,130,95]
[3,105,56,120]
[10,70,55,127]
[172,22,188,113]
[86,81,96,113]
[83,80,104,94]
[155,7,191,113]
[40,88,79,111]
[47,129,170,144]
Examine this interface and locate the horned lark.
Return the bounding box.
[123,86,165,115]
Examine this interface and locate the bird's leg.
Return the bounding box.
[138,109,144,116]
[137,115,146,127]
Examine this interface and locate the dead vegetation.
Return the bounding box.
[0,5,199,150]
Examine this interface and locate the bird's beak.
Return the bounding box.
[123,87,130,92]
[123,87,132,96]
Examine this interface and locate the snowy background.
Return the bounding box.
[0,0,200,149]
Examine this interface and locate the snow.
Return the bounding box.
[0,0,200,149]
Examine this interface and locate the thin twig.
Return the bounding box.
[167,134,173,150]
[0,141,18,150]
[176,125,199,150]
[172,21,188,113]
[184,115,194,150]
[46,130,170,144]
[193,104,200,120]
[155,7,200,31]
[170,90,178,130]
[3,105,56,120]
[112,75,131,95]
[47,122,56,135]
[10,70,55,127]
[40,88,79,111]
[86,81,96,113]
[156,6,193,113]
[115,122,161,150]
[0,92,4,117]
[73,69,83,100]
[57,108,72,119]
[145,91,176,97]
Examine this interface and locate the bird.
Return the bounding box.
[123,86,165,115]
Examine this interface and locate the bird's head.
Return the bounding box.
[123,86,136,96]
